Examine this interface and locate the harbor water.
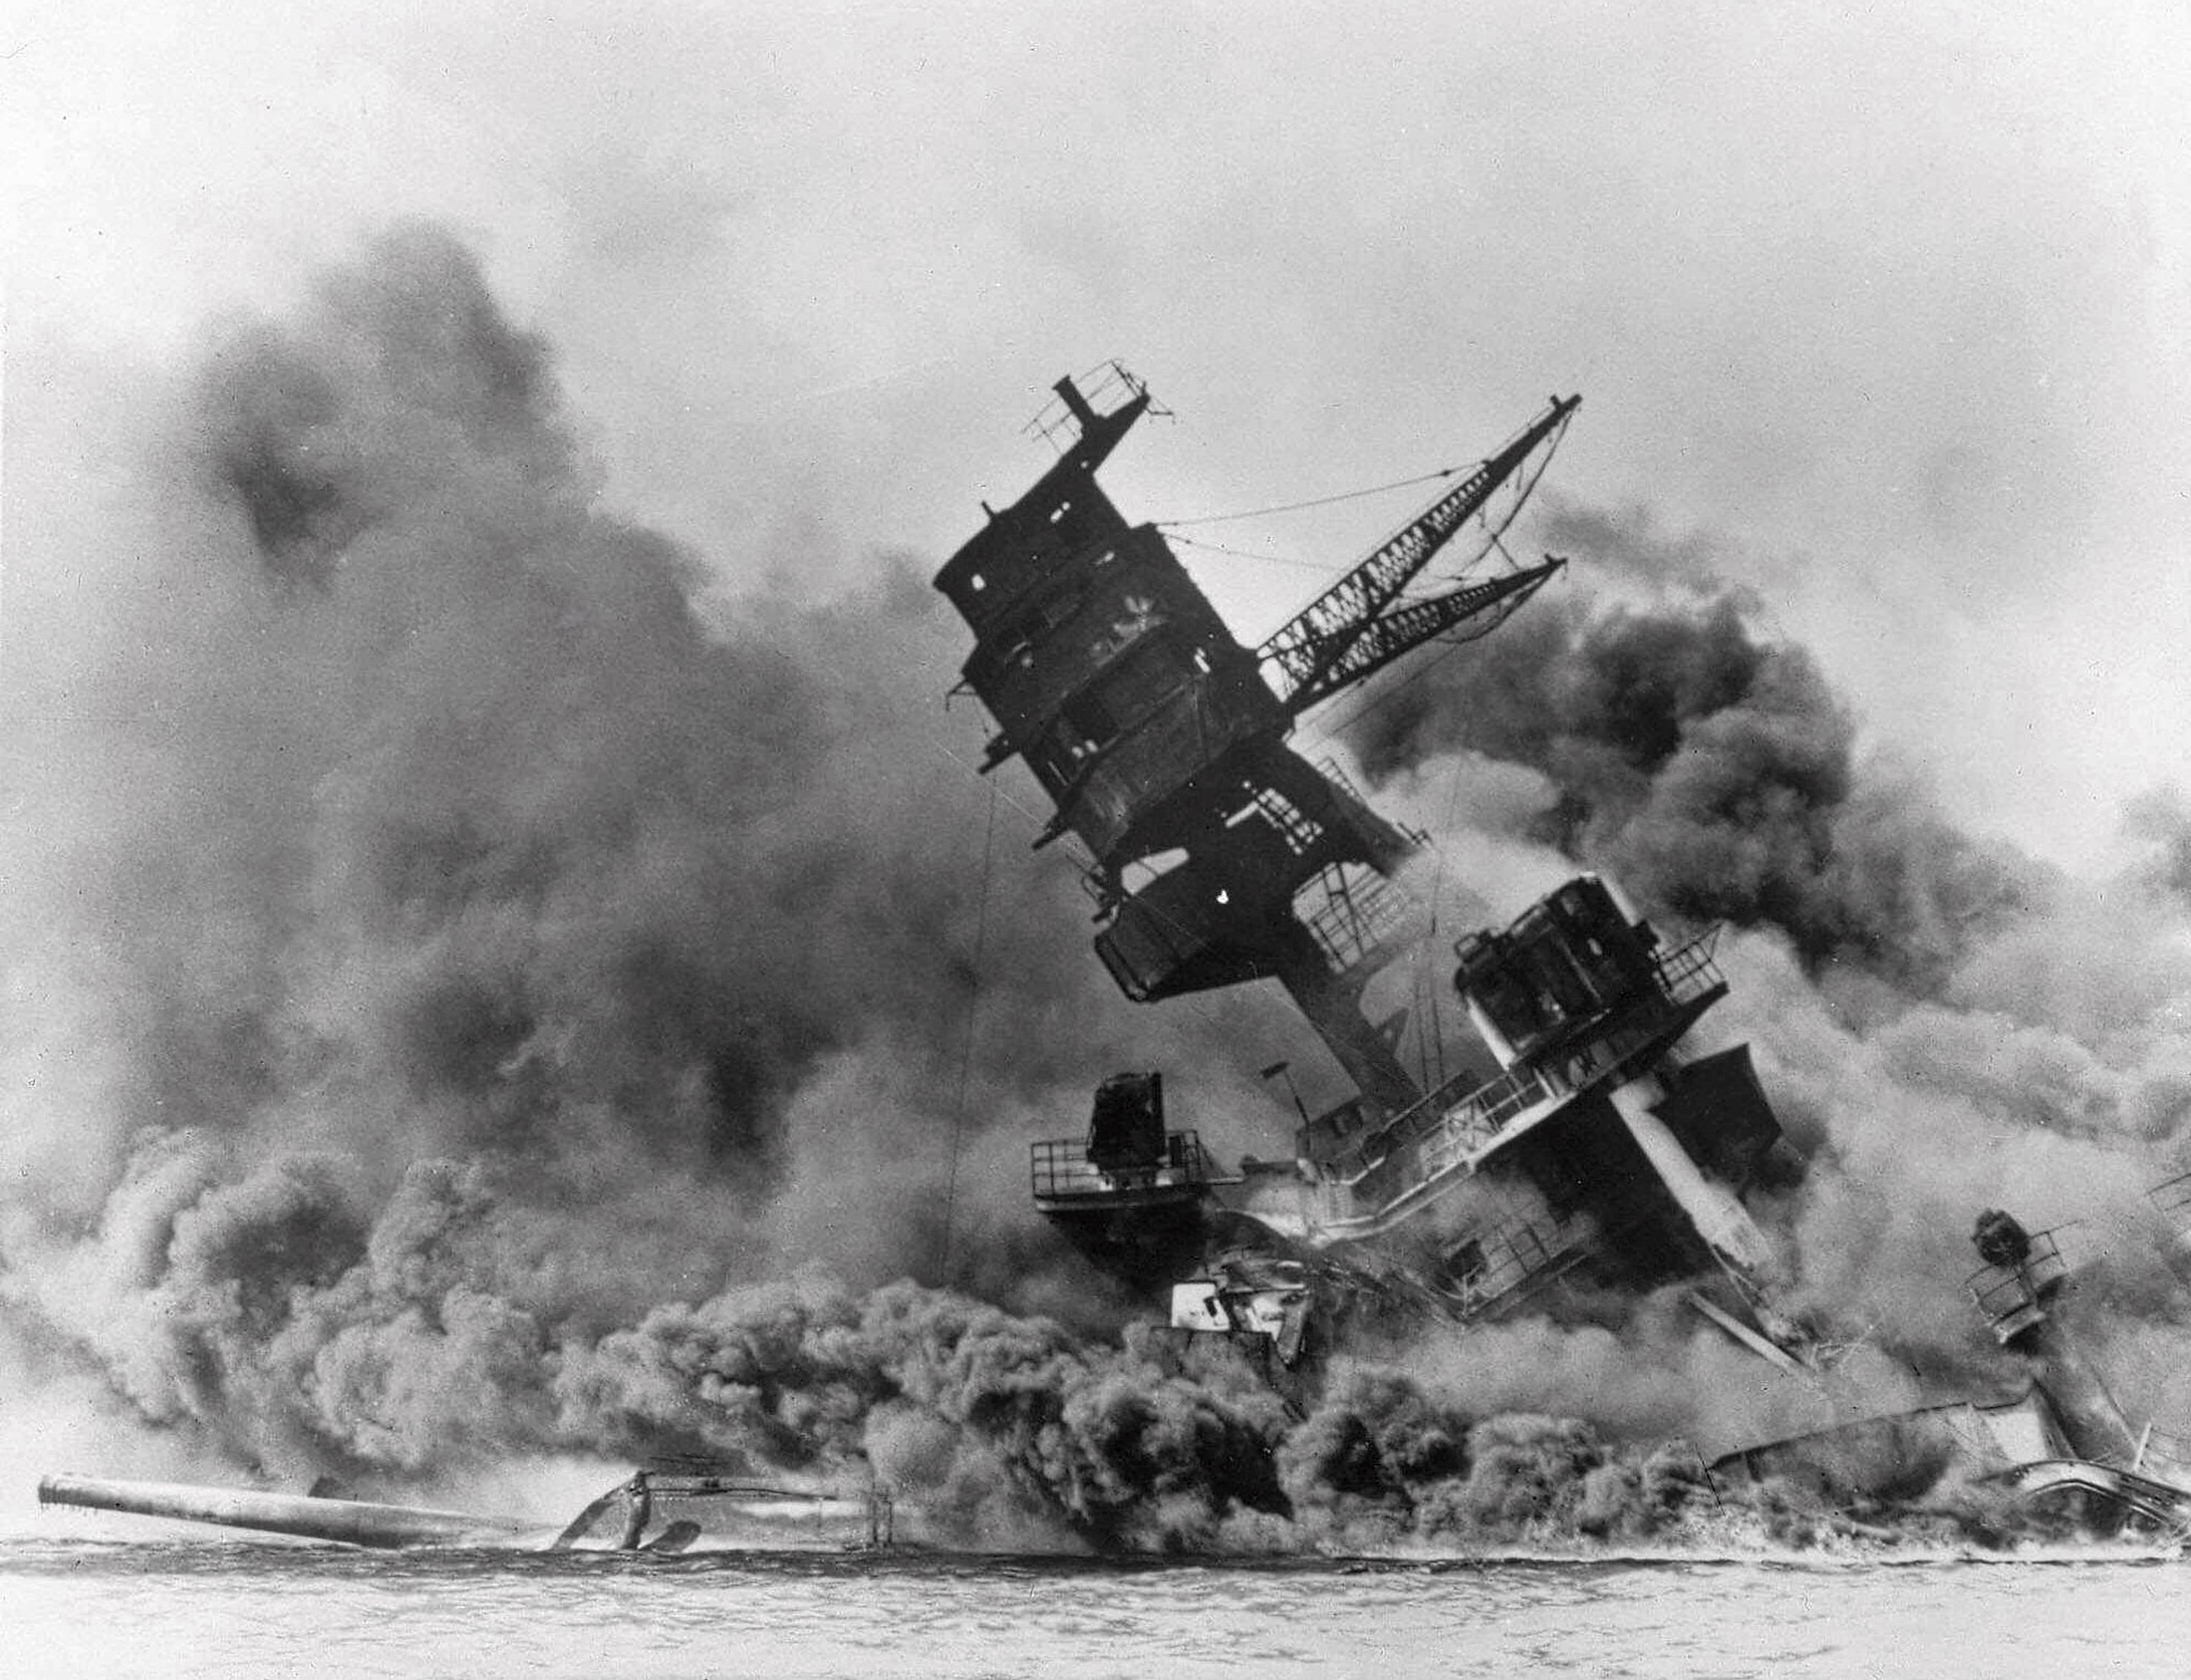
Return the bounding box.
[3,1535,2187,1679]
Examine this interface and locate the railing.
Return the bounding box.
[1313,922,1734,1230]
[1323,1060,1569,1191]
[1304,753,1420,844]
[1298,863,1415,974]
[1543,1006,1710,1113]
[1031,1130,1223,1202]
[1252,784,1324,856]
[1317,1061,1569,1229]
[1372,1064,1561,1185]
[1022,362,1150,454]
[1313,755,1372,812]
[1653,925,1726,1009]
[1441,1213,1592,1318]
[1326,1058,1547,1185]
[1965,1228,2069,1342]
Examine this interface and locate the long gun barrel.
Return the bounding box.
[38,1473,529,1549]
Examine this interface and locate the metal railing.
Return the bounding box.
[1315,922,1732,1229]
[1323,1060,1569,1191]
[1298,863,1416,973]
[1965,1228,2069,1340]
[1439,1213,1591,1318]
[1312,755,1372,812]
[1031,1130,1222,1201]
[1361,1063,1564,1188]
[1314,1061,1569,1229]
[1652,925,1726,1009]
[1252,784,1324,856]
[1023,362,1150,454]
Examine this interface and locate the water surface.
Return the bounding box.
[3,1538,2182,1678]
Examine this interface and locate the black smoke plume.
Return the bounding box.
[7,228,2191,1555]
[1349,549,2050,995]
[0,225,1303,1500]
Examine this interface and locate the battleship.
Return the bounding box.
[37,363,2191,1549]
[936,362,2191,1536]
[938,364,1805,1375]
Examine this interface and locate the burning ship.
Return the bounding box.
[40,361,2191,1551]
[1714,1196,2191,1535]
[932,363,2191,1537]
[936,364,1806,1378]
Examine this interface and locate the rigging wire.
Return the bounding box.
[940,780,999,1288]
[1163,407,1569,591]
[922,406,1577,1178]
[928,734,1051,833]
[1290,422,1573,744]
[1171,528,1531,600]
[925,724,1256,1055]
[1154,465,1466,528]
[1166,532,1359,573]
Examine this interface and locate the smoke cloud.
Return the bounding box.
[1349,512,2054,996]
[1331,494,2191,1538]
[9,226,2191,1555]
[0,224,1294,1500]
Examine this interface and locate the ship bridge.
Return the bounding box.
[941,367,1577,1129]
[1321,920,1728,1223]
[1195,874,1794,1345]
[1219,912,1731,1248]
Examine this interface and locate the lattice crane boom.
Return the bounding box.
[1280,557,1566,715]
[1256,394,1579,714]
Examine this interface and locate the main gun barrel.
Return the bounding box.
[38,1473,528,1549]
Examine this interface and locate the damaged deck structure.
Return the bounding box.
[936,367,1802,1364]
[931,366,2191,1538]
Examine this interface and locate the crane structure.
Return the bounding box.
[1255,394,1576,715]
[935,365,1576,1123]
[939,366,1809,1375]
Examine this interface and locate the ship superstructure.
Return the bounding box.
[1716,1196,2191,1535]
[938,366,1807,1367]
[1212,877,1796,1333]
[937,366,1570,1120]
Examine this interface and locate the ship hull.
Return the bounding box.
[39,1472,895,1554]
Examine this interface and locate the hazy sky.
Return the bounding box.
[9,0,2188,868]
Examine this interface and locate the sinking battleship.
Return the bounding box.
[937,364,1804,1375]
[41,365,2191,1550]
[934,363,2191,1535]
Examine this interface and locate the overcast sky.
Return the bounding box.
[8,0,2188,869]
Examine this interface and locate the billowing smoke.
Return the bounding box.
[1332,497,2191,1534]
[0,225,1304,1508]
[9,226,2191,1554]
[1349,521,2052,995]
[2125,788,2191,905]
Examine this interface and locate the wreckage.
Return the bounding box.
[1716,1199,2191,1535]
[39,363,2191,1550]
[938,364,1802,1370]
[936,363,2191,1534]
[38,1466,895,1554]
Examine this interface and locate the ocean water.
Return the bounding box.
[3,1537,2187,1679]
